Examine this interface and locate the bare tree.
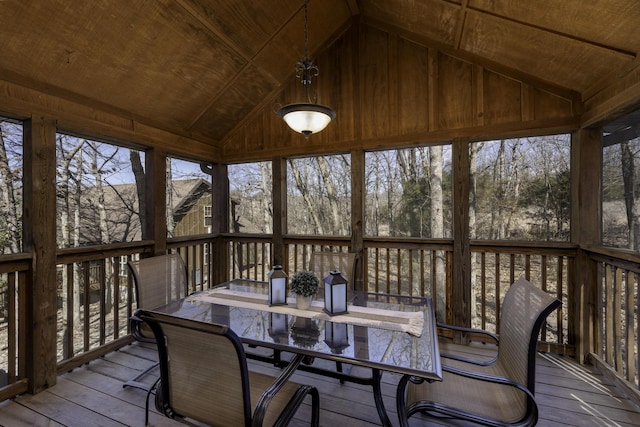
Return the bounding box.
[621,140,640,250]
[429,145,446,317]
[288,158,325,234]
[166,158,175,237]
[259,162,272,233]
[130,150,145,236]
[0,123,21,253]
[316,156,345,234]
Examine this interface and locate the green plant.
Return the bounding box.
[290,270,319,297]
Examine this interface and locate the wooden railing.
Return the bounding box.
[55,242,154,371]
[470,241,575,352]
[1,234,636,402]
[168,234,218,294]
[0,254,30,401]
[225,234,273,282]
[281,236,573,352]
[585,245,640,389]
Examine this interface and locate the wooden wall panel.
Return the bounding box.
[437,54,474,130]
[397,39,430,135]
[318,26,357,144]
[482,71,521,125]
[533,88,574,120]
[359,25,390,140]
[221,21,577,162]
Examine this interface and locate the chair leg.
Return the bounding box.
[123,361,159,391]
[144,377,161,426]
[310,387,320,427]
[336,361,344,384]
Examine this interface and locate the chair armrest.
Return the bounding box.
[252,353,320,427]
[397,365,538,427]
[437,322,499,343]
[130,309,155,343]
[437,322,499,366]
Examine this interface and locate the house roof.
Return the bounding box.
[95,178,211,243]
[1,1,638,152]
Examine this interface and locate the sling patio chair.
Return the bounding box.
[396,277,561,427]
[139,310,321,427]
[123,253,188,391]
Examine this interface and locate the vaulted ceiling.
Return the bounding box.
[1,0,639,151]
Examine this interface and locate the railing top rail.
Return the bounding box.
[583,245,640,272]
[284,235,351,245]
[364,237,453,250]
[582,244,640,264]
[0,253,32,273]
[471,240,577,255]
[56,240,154,264]
[168,233,218,245]
[222,233,273,243]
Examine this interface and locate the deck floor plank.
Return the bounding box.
[0,343,638,426]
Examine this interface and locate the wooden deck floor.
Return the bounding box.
[0,341,639,426]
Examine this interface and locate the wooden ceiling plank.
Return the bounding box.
[363,17,580,102]
[466,1,637,58]
[469,0,640,57]
[460,10,632,93]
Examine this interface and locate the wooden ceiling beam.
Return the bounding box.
[453,0,470,50]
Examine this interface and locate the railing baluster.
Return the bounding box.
[7,272,16,383]
[83,261,90,352]
[625,268,635,385]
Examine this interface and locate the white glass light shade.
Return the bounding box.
[278,103,336,136]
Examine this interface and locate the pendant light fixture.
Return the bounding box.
[278,0,335,136]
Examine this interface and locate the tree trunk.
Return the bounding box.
[89,142,112,311]
[316,156,344,234]
[166,158,175,237]
[429,146,446,319]
[469,142,480,323]
[288,159,324,234]
[130,151,146,235]
[259,162,272,234]
[621,141,637,249]
[0,127,20,253]
[57,136,84,335]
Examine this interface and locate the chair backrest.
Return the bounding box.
[128,253,188,310]
[139,310,253,426]
[497,277,561,393]
[310,251,356,287]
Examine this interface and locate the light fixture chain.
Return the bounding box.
[304,0,309,60]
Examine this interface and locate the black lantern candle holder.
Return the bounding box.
[323,270,348,316]
[324,321,349,354]
[268,265,288,306]
[268,312,290,344]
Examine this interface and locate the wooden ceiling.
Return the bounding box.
[1,0,638,151]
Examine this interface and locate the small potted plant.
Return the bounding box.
[290,270,319,309]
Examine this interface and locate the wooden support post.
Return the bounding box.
[145,147,167,255]
[210,163,229,284]
[272,157,286,267]
[452,138,471,333]
[351,149,365,292]
[571,127,602,363]
[23,116,58,393]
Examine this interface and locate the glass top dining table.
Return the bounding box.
[150,278,442,426]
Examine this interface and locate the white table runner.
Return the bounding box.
[186,288,424,337]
